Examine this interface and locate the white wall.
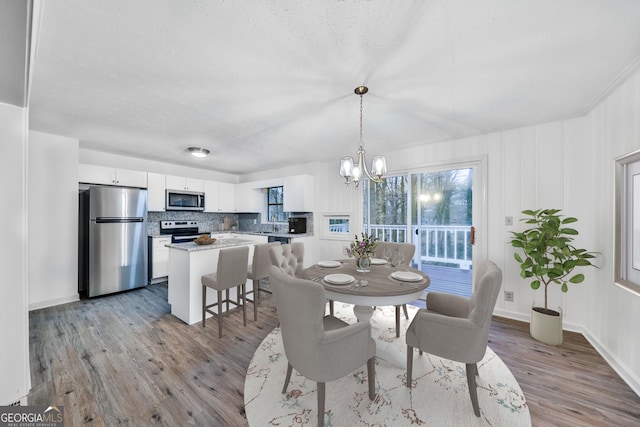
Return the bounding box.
[0,102,30,404]
[29,131,80,309]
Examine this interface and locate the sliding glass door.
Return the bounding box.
[363,166,476,297]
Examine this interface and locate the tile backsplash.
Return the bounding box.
[147,211,312,235]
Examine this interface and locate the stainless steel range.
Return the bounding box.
[160,220,210,243]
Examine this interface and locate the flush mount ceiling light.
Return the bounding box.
[187,147,210,158]
[339,86,387,188]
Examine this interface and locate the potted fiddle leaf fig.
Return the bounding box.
[509,209,597,345]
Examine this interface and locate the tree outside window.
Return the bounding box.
[268,186,288,222]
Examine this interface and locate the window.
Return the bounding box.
[320,213,352,240]
[615,150,640,297]
[267,186,288,222]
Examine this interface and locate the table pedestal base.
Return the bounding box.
[353,305,406,368]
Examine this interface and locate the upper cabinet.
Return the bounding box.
[165,175,204,192]
[79,164,147,188]
[218,182,237,212]
[203,180,220,212]
[283,174,314,212]
[147,173,166,212]
[204,180,237,212]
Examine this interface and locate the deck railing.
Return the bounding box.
[368,224,472,269]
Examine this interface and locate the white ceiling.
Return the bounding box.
[27,0,640,175]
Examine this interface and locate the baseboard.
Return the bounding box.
[492,308,530,323]
[29,293,80,311]
[580,327,640,398]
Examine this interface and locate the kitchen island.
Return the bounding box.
[167,238,254,325]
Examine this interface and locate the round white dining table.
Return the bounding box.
[304,258,430,367]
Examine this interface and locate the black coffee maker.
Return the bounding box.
[288,217,307,234]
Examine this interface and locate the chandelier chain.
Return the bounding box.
[359,93,364,147]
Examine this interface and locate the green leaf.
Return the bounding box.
[562,217,578,224]
[522,209,537,216]
[511,240,524,248]
[569,274,585,283]
[561,283,568,292]
[530,280,541,290]
[560,228,579,235]
[514,253,523,263]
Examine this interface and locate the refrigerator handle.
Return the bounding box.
[94,217,145,223]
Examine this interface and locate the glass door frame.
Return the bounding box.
[361,156,487,288]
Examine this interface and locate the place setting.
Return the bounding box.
[316,260,343,269]
[388,270,427,288]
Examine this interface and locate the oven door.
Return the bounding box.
[166,190,205,211]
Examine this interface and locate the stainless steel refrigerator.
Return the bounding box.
[79,186,148,297]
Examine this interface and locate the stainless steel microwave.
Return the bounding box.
[166,190,205,211]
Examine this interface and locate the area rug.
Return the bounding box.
[245,303,531,426]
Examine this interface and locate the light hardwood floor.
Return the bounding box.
[28,283,639,426]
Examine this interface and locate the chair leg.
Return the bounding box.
[406,346,413,388]
[367,356,376,400]
[317,382,325,427]
[217,290,223,339]
[395,306,401,338]
[253,279,260,321]
[466,363,480,417]
[241,284,247,327]
[402,304,409,319]
[282,362,293,394]
[202,285,207,328]
[329,300,334,316]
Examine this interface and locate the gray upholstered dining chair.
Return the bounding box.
[374,241,416,337]
[201,245,250,338]
[246,241,281,321]
[268,266,376,426]
[269,242,305,278]
[405,259,502,417]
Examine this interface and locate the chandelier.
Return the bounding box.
[339,86,387,187]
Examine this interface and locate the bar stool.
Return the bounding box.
[246,242,281,321]
[201,245,250,338]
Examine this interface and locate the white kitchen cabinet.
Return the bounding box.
[203,180,237,212]
[203,180,220,212]
[218,182,237,212]
[150,236,171,283]
[79,164,147,188]
[283,174,314,212]
[165,174,204,192]
[236,182,264,212]
[147,173,166,211]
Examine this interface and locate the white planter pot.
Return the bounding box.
[530,307,563,345]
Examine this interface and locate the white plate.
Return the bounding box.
[370,258,386,265]
[391,271,423,282]
[324,274,355,285]
[317,260,341,268]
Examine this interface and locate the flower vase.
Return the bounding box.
[356,255,371,273]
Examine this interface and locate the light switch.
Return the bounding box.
[505,216,513,226]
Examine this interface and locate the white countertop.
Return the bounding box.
[166,238,253,252]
